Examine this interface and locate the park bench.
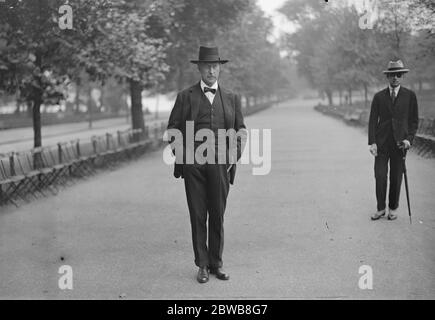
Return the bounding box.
[125,127,152,158]
[0,155,28,207]
[42,144,77,187]
[63,139,97,177]
[414,118,435,158]
[14,149,59,198]
[91,135,113,169]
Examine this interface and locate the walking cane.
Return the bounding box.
[400,145,412,224]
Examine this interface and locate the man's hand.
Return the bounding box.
[369,143,378,157]
[401,139,411,150]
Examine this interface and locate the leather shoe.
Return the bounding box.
[209,267,230,280]
[387,209,398,220]
[197,267,209,283]
[371,209,386,220]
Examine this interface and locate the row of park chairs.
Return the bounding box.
[0,123,167,207]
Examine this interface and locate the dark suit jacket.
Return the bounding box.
[167,82,246,184]
[368,86,419,150]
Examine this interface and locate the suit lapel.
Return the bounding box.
[218,85,234,129]
[393,86,403,110]
[189,82,202,121]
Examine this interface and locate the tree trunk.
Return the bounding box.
[33,51,43,149]
[26,100,33,117]
[32,94,44,168]
[88,86,93,129]
[14,90,22,114]
[130,79,145,140]
[339,90,342,106]
[32,93,42,148]
[348,88,352,106]
[364,84,368,108]
[155,94,159,119]
[325,89,333,106]
[99,85,105,112]
[75,78,81,113]
[15,100,21,114]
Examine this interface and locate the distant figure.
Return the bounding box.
[167,46,246,283]
[368,60,419,221]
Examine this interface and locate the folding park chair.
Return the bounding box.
[129,127,152,157]
[56,141,85,180]
[140,126,154,153]
[91,135,117,169]
[130,128,145,157]
[14,150,55,198]
[102,133,119,166]
[1,154,32,204]
[65,139,97,177]
[430,119,435,137]
[152,122,166,148]
[108,132,127,165]
[31,147,59,195]
[6,151,41,200]
[117,129,139,159]
[114,130,130,162]
[416,118,435,157]
[39,145,71,188]
[0,156,22,207]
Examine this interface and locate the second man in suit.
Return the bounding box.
[368,60,419,221]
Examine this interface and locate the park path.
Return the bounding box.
[0,98,434,299]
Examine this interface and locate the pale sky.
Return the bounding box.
[256,0,366,41]
[256,0,295,41]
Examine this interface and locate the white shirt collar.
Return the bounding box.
[389,85,400,95]
[200,79,218,93]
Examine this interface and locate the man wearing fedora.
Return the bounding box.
[368,60,419,221]
[167,46,246,283]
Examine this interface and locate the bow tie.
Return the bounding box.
[203,87,216,94]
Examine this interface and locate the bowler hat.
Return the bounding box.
[190,46,228,64]
[383,60,410,74]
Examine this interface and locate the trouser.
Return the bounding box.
[374,140,404,212]
[183,163,230,268]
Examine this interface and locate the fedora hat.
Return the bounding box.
[383,60,410,74]
[190,46,228,64]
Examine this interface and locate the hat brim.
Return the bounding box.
[383,68,409,74]
[190,59,229,64]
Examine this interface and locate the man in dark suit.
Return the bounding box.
[167,46,246,283]
[368,60,419,221]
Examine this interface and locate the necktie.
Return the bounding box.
[204,87,216,94]
[391,89,396,104]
